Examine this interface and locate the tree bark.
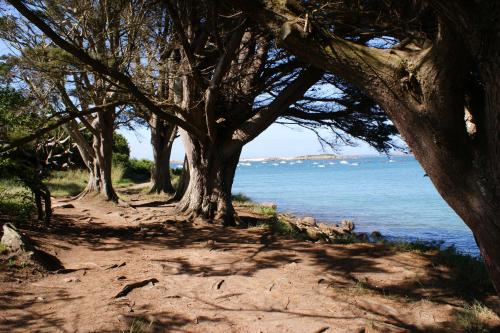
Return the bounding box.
[176,130,242,226]
[92,107,118,201]
[66,108,118,202]
[235,1,500,293]
[149,114,176,194]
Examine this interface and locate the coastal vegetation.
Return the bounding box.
[1,0,500,331]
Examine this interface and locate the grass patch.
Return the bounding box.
[46,166,143,196]
[267,217,304,239]
[0,180,35,223]
[256,206,277,217]
[123,318,153,333]
[455,301,496,333]
[438,247,492,294]
[385,239,492,295]
[46,169,88,197]
[234,195,303,239]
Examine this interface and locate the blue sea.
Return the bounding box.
[232,156,479,255]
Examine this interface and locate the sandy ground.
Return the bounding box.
[1,188,500,332]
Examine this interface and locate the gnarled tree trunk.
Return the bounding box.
[64,107,118,202]
[176,130,242,226]
[149,114,176,194]
[235,0,500,293]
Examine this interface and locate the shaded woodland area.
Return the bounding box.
[1,0,500,332]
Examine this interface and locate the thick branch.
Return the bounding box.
[230,66,323,148]
[1,103,119,153]
[56,83,99,136]
[231,0,402,94]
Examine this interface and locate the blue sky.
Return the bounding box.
[1,39,385,161]
[120,123,380,161]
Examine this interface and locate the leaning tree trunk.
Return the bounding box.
[176,130,242,226]
[149,115,176,194]
[239,1,500,293]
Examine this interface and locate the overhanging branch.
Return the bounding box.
[1,102,120,153]
[7,0,205,139]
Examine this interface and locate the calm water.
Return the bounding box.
[232,156,478,255]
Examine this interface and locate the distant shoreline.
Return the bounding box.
[170,153,412,164]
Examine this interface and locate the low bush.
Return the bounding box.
[0,180,35,223]
[120,159,153,184]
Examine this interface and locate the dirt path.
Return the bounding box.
[1,192,499,332]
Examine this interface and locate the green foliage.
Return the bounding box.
[112,132,131,167]
[0,180,36,223]
[121,159,153,183]
[232,193,252,203]
[109,133,151,183]
[45,170,88,197]
[113,132,131,159]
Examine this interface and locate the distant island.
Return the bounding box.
[239,152,410,162]
[170,152,411,164]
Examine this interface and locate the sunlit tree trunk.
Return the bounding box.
[149,114,176,194]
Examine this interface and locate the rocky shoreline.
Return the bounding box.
[277,213,383,243]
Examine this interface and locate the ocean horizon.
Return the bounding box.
[230,155,478,255]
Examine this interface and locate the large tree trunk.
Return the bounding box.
[92,108,118,201]
[235,0,500,293]
[176,130,242,226]
[149,115,176,194]
[67,108,118,202]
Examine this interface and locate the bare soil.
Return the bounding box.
[1,187,500,333]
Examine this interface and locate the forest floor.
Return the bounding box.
[1,184,500,333]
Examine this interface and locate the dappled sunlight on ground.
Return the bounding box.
[1,192,499,332]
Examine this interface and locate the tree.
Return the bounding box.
[5,0,399,227]
[0,86,52,223]
[132,4,179,194]
[230,0,500,293]
[1,0,148,201]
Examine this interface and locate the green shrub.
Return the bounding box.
[232,193,252,203]
[0,180,35,222]
[112,153,130,167]
[113,132,131,159]
[121,159,153,183]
